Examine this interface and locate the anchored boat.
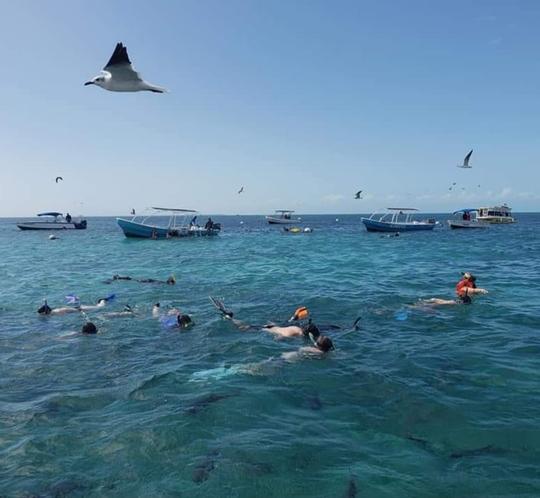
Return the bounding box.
[117,207,221,239]
[266,210,300,225]
[17,212,87,231]
[361,208,437,232]
[447,209,488,229]
[477,204,516,224]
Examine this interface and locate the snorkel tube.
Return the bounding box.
[289,306,309,322]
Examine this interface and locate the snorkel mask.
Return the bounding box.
[289,306,309,322]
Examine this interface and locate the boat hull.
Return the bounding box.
[361,217,436,232]
[117,218,219,239]
[266,216,298,225]
[448,220,488,229]
[476,217,515,224]
[17,221,87,230]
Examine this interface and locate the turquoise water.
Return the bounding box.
[1,214,539,497]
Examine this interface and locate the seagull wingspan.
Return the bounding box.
[464,149,473,165]
[104,43,142,81]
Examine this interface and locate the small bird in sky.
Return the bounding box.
[354,190,363,199]
[85,43,166,93]
[55,176,63,183]
[238,186,244,194]
[457,149,473,168]
[131,208,136,215]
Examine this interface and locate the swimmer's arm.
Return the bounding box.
[468,287,488,294]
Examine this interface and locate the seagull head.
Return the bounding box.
[84,72,110,88]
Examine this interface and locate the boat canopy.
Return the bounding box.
[386,207,418,211]
[275,210,295,213]
[37,212,62,217]
[452,208,478,215]
[151,207,198,213]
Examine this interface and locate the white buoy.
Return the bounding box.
[304,227,313,233]
[336,218,339,222]
[49,234,58,240]
[240,221,244,225]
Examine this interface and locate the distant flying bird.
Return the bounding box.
[354,190,363,199]
[238,186,244,194]
[55,176,63,183]
[85,43,166,93]
[131,208,136,215]
[457,149,473,168]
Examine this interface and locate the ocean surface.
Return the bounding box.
[1,214,539,497]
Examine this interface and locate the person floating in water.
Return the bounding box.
[37,295,115,315]
[417,272,488,306]
[154,303,194,329]
[37,300,81,316]
[105,274,176,285]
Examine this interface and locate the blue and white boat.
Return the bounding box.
[117,207,221,239]
[361,208,437,232]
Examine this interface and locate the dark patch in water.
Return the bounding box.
[450,445,507,459]
[185,393,232,415]
[306,395,323,411]
[344,476,357,497]
[192,450,220,483]
[406,434,434,452]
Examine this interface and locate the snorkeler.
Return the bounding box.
[37,300,81,316]
[105,274,176,285]
[81,322,98,334]
[415,272,488,307]
[102,304,136,318]
[78,295,116,311]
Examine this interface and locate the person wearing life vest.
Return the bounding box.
[455,272,488,303]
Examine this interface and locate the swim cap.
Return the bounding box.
[166,276,176,285]
[291,306,309,321]
[82,322,97,334]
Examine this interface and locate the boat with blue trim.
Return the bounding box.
[116,207,221,239]
[361,208,437,232]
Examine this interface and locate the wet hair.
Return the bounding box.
[316,336,334,352]
[166,276,176,285]
[154,302,160,308]
[37,303,52,315]
[302,322,320,340]
[82,322,97,334]
[177,314,193,328]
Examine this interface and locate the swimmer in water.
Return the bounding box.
[82,322,98,334]
[37,301,81,316]
[281,334,335,361]
[102,304,136,318]
[78,295,115,311]
[105,275,176,285]
[415,272,488,307]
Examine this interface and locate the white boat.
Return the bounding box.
[361,208,437,232]
[17,212,87,230]
[477,204,516,224]
[266,210,300,225]
[447,209,488,229]
[116,207,221,239]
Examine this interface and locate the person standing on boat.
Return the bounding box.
[205,218,214,230]
[65,213,72,223]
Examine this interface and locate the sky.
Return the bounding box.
[0,0,539,216]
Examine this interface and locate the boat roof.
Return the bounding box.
[151,207,198,213]
[452,208,478,214]
[37,212,62,217]
[478,205,511,210]
[275,210,294,213]
[387,207,418,211]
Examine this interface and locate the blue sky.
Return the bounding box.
[0,0,539,216]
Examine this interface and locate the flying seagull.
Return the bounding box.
[457,149,473,168]
[85,43,166,93]
[238,186,244,194]
[55,176,63,183]
[131,208,136,215]
[354,190,363,199]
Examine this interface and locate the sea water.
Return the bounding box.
[1,214,539,497]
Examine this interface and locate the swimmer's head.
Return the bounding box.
[154,302,160,308]
[462,272,476,282]
[37,302,52,315]
[97,299,107,306]
[166,275,176,285]
[82,322,97,334]
[177,314,193,329]
[316,335,334,352]
[302,322,320,340]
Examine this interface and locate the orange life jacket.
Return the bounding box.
[456,278,474,297]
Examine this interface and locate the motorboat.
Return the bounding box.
[266,210,300,225]
[477,204,516,224]
[447,209,488,229]
[17,212,87,230]
[361,208,437,232]
[116,207,221,239]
